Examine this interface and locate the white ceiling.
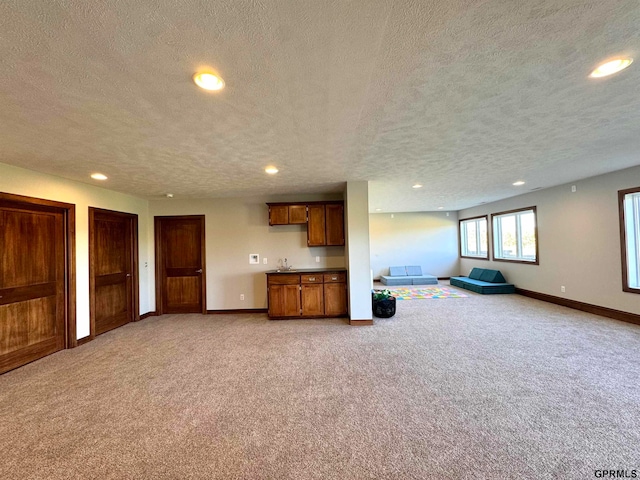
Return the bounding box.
[1,0,639,212]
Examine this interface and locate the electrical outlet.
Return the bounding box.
[240,294,245,301]
[263,257,268,264]
[315,256,320,263]
[561,286,566,293]
[571,185,576,193]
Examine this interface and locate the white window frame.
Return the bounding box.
[459,216,489,259]
[619,187,640,293]
[491,207,538,264]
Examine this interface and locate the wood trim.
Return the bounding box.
[207,309,268,314]
[199,216,207,315]
[458,215,489,260]
[66,204,76,348]
[132,216,140,320]
[618,187,640,295]
[490,206,539,265]
[266,200,344,207]
[516,288,640,326]
[0,192,77,349]
[350,319,374,326]
[88,207,96,339]
[140,312,157,320]
[77,336,93,346]
[154,216,162,315]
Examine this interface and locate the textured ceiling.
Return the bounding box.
[1,0,639,212]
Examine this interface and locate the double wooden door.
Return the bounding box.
[0,195,73,374]
[89,208,138,337]
[155,216,206,314]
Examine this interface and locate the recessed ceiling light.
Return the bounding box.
[437,206,444,210]
[513,181,525,186]
[589,57,633,78]
[375,208,382,212]
[193,72,225,91]
[265,166,279,174]
[412,184,423,189]
[90,173,108,181]
[165,193,174,198]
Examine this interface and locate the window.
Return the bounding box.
[459,216,489,259]
[492,207,538,264]
[619,187,640,293]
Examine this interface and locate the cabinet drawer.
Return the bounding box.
[268,274,300,285]
[324,273,346,283]
[301,274,322,284]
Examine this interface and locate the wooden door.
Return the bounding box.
[155,216,206,314]
[307,204,326,246]
[325,204,345,246]
[90,208,138,337]
[0,200,68,374]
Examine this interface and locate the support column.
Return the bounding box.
[345,181,373,325]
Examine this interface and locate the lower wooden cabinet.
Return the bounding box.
[267,271,347,319]
[324,282,348,316]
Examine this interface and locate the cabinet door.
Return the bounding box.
[268,284,301,317]
[301,284,324,316]
[289,205,307,224]
[269,205,289,225]
[325,204,345,246]
[307,205,326,246]
[324,282,347,316]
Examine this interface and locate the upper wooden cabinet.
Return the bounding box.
[325,204,345,246]
[289,205,307,224]
[307,204,326,246]
[267,201,345,246]
[268,204,307,225]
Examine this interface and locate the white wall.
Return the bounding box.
[0,162,152,340]
[369,211,459,279]
[148,194,346,310]
[458,165,640,315]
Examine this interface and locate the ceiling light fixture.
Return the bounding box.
[90,173,108,181]
[589,57,633,78]
[265,166,279,174]
[412,184,423,189]
[166,193,174,198]
[513,181,525,186]
[193,72,225,91]
[438,206,444,210]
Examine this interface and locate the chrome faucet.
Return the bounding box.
[280,258,293,271]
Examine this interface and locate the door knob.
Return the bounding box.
[126,273,131,277]
[196,269,203,273]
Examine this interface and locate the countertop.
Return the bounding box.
[265,268,347,274]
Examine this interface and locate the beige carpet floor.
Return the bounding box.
[1,289,639,479]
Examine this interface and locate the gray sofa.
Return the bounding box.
[450,268,515,294]
[380,266,438,286]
